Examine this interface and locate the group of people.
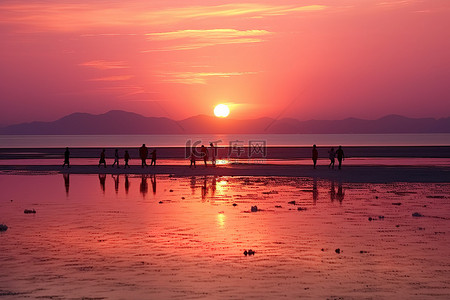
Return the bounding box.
[62,145,157,169]
[189,143,216,168]
[312,144,345,169]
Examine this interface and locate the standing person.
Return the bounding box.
[62,147,70,168]
[336,145,345,170]
[98,149,106,168]
[112,149,120,168]
[328,147,335,169]
[312,144,318,169]
[139,144,148,168]
[209,142,216,166]
[124,150,130,168]
[150,149,157,166]
[189,151,196,168]
[200,145,208,167]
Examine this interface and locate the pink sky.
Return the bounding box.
[1,0,449,125]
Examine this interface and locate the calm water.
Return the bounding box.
[1,174,449,299]
[1,133,450,148]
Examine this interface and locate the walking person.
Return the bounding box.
[62,147,70,168]
[328,147,335,169]
[139,144,148,168]
[98,149,107,168]
[189,152,196,168]
[200,145,208,167]
[150,150,157,166]
[209,142,216,166]
[336,145,345,170]
[112,149,120,168]
[124,150,130,168]
[312,144,318,169]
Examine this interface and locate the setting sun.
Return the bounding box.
[214,104,230,118]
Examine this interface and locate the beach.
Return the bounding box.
[1,145,450,299]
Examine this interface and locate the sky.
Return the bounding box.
[1,0,449,125]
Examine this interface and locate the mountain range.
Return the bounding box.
[1,110,449,134]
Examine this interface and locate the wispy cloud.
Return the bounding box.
[80,60,128,70]
[144,29,271,51]
[159,71,258,84]
[89,75,134,81]
[0,2,327,32]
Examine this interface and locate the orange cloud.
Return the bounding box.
[159,71,258,85]
[80,60,128,70]
[144,29,271,51]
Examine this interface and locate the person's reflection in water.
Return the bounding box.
[190,176,196,195]
[124,174,130,194]
[140,175,148,197]
[151,174,157,195]
[312,178,318,205]
[210,176,217,198]
[201,176,208,201]
[337,182,345,204]
[112,174,119,194]
[63,173,70,196]
[99,174,107,193]
[329,181,336,202]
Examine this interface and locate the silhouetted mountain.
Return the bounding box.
[0,110,449,134]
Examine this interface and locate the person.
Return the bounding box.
[112,149,120,168]
[209,142,216,166]
[124,150,130,168]
[62,147,70,168]
[150,149,157,166]
[189,151,196,168]
[98,149,106,168]
[200,145,208,167]
[312,144,318,169]
[328,147,335,169]
[139,144,148,168]
[336,145,345,170]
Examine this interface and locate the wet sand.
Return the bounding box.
[1,163,450,183]
[1,174,449,299]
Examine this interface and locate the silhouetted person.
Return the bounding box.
[124,150,130,168]
[201,145,208,167]
[328,147,335,169]
[99,174,106,193]
[312,144,318,169]
[151,174,157,195]
[62,147,70,168]
[330,181,336,202]
[189,152,196,168]
[112,174,119,194]
[63,173,70,196]
[125,174,130,194]
[337,182,345,203]
[336,146,345,170]
[98,149,106,168]
[140,175,148,197]
[150,150,157,166]
[139,144,148,168]
[210,143,216,166]
[112,149,120,168]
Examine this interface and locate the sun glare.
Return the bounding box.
[214,104,230,118]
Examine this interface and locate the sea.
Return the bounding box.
[1,133,450,148]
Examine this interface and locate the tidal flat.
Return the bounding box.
[1,174,449,299]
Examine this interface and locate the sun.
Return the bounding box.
[214,104,230,118]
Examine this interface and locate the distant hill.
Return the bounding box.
[0,111,449,134]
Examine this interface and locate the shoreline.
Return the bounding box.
[1,164,449,183]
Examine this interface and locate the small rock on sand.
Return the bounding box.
[335,248,341,254]
[412,212,423,217]
[24,209,36,214]
[0,224,8,231]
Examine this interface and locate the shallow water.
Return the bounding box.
[1,174,449,299]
